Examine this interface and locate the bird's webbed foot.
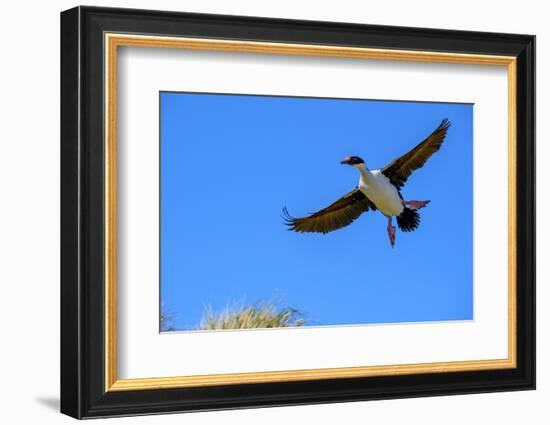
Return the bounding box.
[387,216,396,248]
[402,200,431,210]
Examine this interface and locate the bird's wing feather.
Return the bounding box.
[283,188,375,234]
[381,119,451,189]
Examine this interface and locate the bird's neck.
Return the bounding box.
[356,164,372,182]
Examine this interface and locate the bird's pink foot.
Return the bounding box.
[387,224,396,248]
[403,200,431,210]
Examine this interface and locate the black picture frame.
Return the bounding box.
[61,5,535,419]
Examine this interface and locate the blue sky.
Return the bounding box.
[160,92,473,331]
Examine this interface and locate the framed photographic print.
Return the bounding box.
[60,6,535,419]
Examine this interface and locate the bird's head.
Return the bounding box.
[340,156,365,167]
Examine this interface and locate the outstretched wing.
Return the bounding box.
[382,119,451,189]
[283,188,375,234]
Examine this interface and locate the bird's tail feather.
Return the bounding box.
[396,207,420,232]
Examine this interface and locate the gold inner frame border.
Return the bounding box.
[104,33,517,392]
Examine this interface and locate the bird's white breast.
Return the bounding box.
[358,169,404,216]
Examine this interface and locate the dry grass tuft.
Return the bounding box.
[196,300,305,330]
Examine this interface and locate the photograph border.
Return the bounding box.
[157,89,476,335]
[61,6,535,419]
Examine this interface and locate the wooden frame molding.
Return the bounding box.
[104,33,518,392]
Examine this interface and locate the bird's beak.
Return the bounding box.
[340,157,352,165]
